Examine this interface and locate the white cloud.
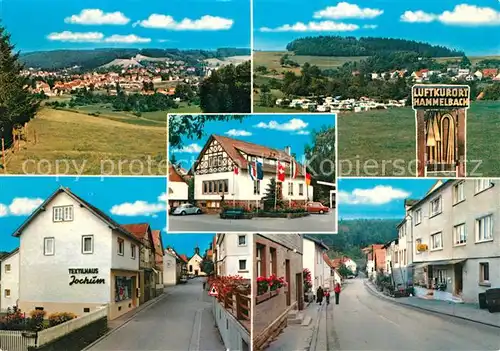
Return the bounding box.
[260,21,359,32]
[110,201,166,217]
[47,31,104,42]
[255,118,309,132]
[401,5,500,25]
[104,34,151,43]
[0,204,8,217]
[363,24,378,29]
[135,14,233,30]
[65,9,130,25]
[225,129,252,137]
[314,2,383,19]
[158,192,167,202]
[175,143,202,153]
[438,4,500,25]
[8,197,43,216]
[295,130,310,135]
[339,186,410,205]
[400,10,436,23]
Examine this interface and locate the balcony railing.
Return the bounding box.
[217,289,251,330]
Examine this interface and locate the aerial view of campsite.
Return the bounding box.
[0,0,250,175]
[253,1,500,176]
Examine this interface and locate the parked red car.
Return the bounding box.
[306,202,330,214]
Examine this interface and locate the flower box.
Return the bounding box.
[256,291,271,304]
[270,290,279,297]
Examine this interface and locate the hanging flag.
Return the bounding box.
[305,173,311,185]
[290,160,298,179]
[234,166,239,175]
[248,163,256,181]
[277,161,286,182]
[256,158,264,180]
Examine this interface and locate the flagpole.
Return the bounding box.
[274,161,278,211]
[233,166,235,208]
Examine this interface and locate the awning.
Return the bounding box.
[413,259,466,269]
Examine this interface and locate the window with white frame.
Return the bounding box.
[288,182,293,196]
[131,244,136,259]
[44,237,55,256]
[239,259,247,271]
[256,245,263,277]
[299,184,304,196]
[435,269,447,284]
[430,232,443,250]
[53,205,74,222]
[4,264,11,273]
[453,223,467,245]
[479,262,490,284]
[475,179,492,194]
[238,235,246,246]
[4,289,10,298]
[476,215,493,242]
[430,197,442,217]
[453,182,465,204]
[117,238,124,255]
[415,209,422,225]
[82,235,93,254]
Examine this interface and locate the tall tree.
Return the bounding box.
[0,25,39,145]
[199,61,251,113]
[261,178,283,211]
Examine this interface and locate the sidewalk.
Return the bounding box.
[364,280,500,328]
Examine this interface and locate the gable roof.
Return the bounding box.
[169,165,187,183]
[152,230,164,255]
[0,248,19,261]
[193,134,305,175]
[12,187,141,244]
[303,235,329,250]
[179,254,189,263]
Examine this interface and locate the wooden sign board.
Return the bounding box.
[412,85,470,177]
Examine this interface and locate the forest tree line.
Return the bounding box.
[285,36,464,57]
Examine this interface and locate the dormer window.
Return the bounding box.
[53,205,73,222]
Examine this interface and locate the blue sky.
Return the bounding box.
[254,0,500,56]
[338,178,442,219]
[170,114,336,169]
[0,176,167,252]
[1,0,250,52]
[164,234,214,258]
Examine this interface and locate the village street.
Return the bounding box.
[267,278,500,351]
[169,211,337,233]
[87,278,225,351]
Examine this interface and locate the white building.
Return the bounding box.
[187,248,205,276]
[13,186,141,320]
[191,135,313,213]
[168,165,189,209]
[163,250,178,286]
[303,235,329,291]
[0,249,19,312]
[406,179,500,303]
[215,234,251,279]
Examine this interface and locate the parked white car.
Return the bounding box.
[172,203,202,216]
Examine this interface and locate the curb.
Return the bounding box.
[82,290,172,350]
[363,281,500,330]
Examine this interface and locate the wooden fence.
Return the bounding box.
[0,307,107,351]
[217,289,251,328]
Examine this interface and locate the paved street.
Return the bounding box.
[168,211,337,233]
[267,278,500,351]
[88,278,224,351]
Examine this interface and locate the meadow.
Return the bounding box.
[338,101,500,177]
[3,108,167,175]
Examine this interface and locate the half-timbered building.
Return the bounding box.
[191,135,313,213]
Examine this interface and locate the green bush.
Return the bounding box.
[48,312,77,327]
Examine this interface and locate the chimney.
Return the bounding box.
[284,146,291,156]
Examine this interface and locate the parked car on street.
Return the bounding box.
[172,203,202,216]
[306,201,330,214]
[180,275,188,283]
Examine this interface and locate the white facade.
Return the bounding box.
[342,258,357,274]
[195,170,313,204]
[163,252,177,285]
[303,237,327,291]
[169,181,188,201]
[16,188,140,317]
[216,234,251,279]
[187,253,205,276]
[0,250,19,312]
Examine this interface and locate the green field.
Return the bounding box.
[3,108,167,175]
[338,101,500,177]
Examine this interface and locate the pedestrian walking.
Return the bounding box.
[334,282,341,305]
[325,289,330,305]
[316,286,324,305]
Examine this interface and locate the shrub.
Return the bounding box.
[28,310,46,331]
[48,312,77,327]
[0,306,28,331]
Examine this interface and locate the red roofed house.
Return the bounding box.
[191,135,313,213]
[323,253,342,288]
[364,244,385,279]
[121,223,158,304]
[168,164,189,211]
[482,68,498,78]
[152,229,164,295]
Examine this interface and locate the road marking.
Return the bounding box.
[188,308,204,351]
